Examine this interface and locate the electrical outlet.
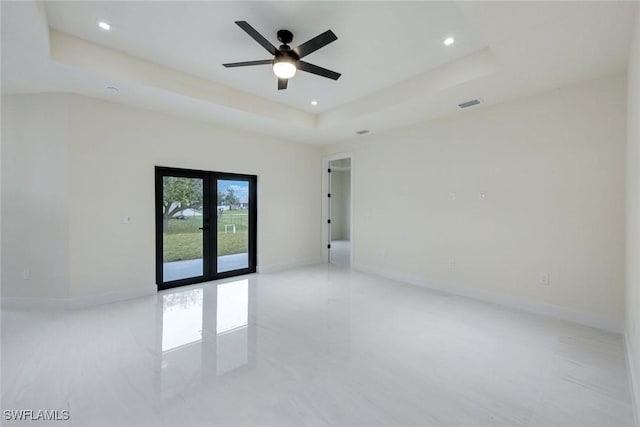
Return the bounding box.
[539,272,550,286]
[479,191,487,201]
[448,258,456,270]
[449,192,457,201]
[23,269,30,280]
[123,216,133,224]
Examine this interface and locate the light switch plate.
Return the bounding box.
[539,273,550,285]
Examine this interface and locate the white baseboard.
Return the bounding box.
[1,286,156,310]
[1,257,325,308]
[353,262,623,334]
[257,258,324,274]
[625,334,640,427]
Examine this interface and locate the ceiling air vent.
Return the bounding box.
[458,99,481,109]
[356,129,370,135]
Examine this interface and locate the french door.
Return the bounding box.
[155,167,257,290]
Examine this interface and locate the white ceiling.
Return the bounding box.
[44,1,488,113]
[1,1,637,144]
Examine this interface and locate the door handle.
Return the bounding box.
[198,227,209,231]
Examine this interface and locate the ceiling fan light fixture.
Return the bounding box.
[272,57,297,79]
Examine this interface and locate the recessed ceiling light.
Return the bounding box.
[311,100,318,106]
[97,21,111,31]
[443,37,455,46]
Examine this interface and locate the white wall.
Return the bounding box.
[626,5,640,420]
[330,165,351,241]
[1,93,322,301]
[324,75,627,331]
[1,95,71,298]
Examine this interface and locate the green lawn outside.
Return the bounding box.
[163,211,249,262]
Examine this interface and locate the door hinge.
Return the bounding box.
[327,219,331,224]
[328,193,331,198]
[328,168,331,173]
[327,244,331,249]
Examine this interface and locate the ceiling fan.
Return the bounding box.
[223,21,341,90]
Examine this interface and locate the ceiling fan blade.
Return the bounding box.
[235,21,278,55]
[297,61,341,80]
[278,78,288,90]
[293,30,337,59]
[223,59,273,68]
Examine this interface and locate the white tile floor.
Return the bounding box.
[1,264,634,426]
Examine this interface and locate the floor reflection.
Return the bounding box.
[158,279,254,400]
[216,280,248,334]
[216,280,249,375]
[161,288,203,352]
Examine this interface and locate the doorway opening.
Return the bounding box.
[324,155,352,267]
[155,167,257,290]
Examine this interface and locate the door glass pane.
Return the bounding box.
[162,176,204,281]
[217,180,249,273]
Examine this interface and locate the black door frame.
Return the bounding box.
[155,166,257,290]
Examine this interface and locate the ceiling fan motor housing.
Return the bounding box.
[277,29,294,45]
[274,48,299,64]
[276,29,298,65]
